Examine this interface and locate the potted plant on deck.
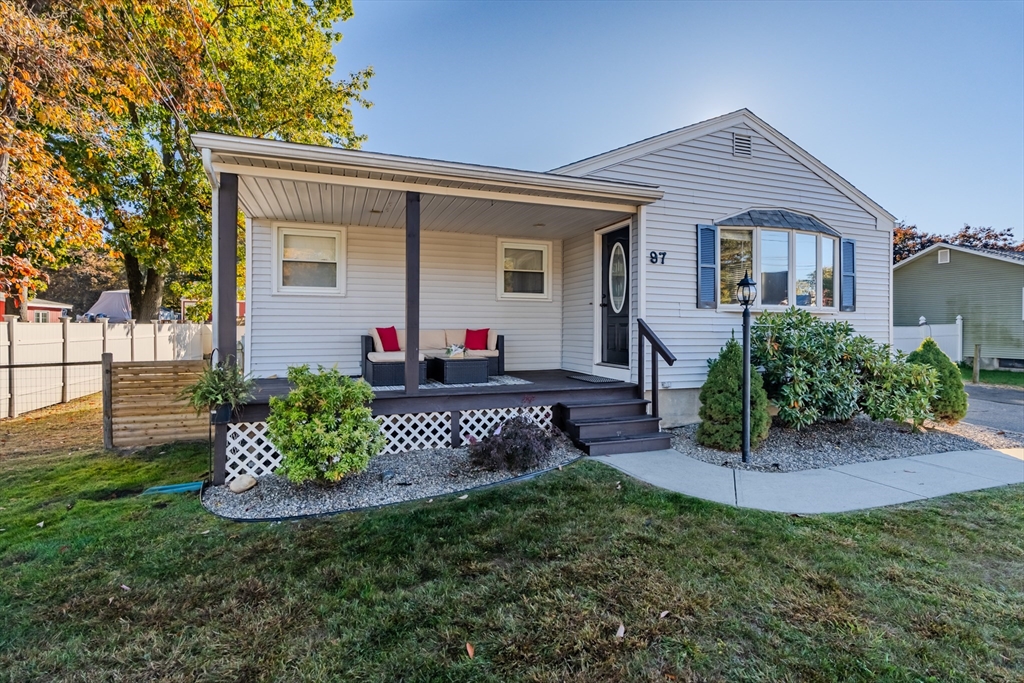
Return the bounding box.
[181,361,256,424]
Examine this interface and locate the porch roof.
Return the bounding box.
[193,132,663,239]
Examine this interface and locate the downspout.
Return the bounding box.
[202,148,220,356]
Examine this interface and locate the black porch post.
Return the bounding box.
[213,172,238,485]
[216,173,239,366]
[405,191,421,395]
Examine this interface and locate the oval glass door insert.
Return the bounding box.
[609,242,627,313]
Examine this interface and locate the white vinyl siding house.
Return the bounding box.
[198,108,894,432]
[248,222,566,377]
[554,116,894,422]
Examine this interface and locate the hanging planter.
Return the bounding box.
[210,403,233,425]
[180,362,255,426]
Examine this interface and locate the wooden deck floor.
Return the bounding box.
[241,370,637,420]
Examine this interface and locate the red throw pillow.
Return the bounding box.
[376,326,400,352]
[465,328,489,350]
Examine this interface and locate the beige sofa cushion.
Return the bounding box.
[466,348,499,358]
[444,329,466,347]
[396,329,406,350]
[420,348,448,358]
[488,329,498,351]
[420,329,446,350]
[367,351,425,362]
[368,327,384,353]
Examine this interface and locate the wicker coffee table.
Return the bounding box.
[426,356,489,384]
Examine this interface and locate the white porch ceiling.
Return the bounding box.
[194,132,663,239]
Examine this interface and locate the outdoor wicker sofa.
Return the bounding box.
[361,327,505,387]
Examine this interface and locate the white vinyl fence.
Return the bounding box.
[0,320,243,419]
[893,315,963,362]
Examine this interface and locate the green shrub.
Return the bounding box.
[469,415,553,472]
[697,338,770,451]
[752,307,937,431]
[858,345,937,430]
[908,338,968,423]
[267,365,385,484]
[752,308,860,429]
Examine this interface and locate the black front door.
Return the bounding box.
[601,227,629,366]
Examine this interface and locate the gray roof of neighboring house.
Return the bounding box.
[715,208,841,237]
[968,246,1024,262]
[894,241,1024,269]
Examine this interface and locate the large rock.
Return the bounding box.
[228,474,257,493]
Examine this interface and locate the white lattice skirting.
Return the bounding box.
[460,406,553,443]
[225,406,554,479]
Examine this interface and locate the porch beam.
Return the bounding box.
[211,163,642,214]
[405,191,421,395]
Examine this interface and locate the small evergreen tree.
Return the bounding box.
[697,339,770,451]
[907,338,967,423]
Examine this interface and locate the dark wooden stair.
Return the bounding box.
[556,397,671,456]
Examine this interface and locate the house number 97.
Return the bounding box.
[649,251,667,264]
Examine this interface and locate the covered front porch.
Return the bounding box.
[195,132,666,483]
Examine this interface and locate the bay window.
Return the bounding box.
[716,227,838,310]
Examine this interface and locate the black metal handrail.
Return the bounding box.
[636,318,676,419]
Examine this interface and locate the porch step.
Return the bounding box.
[565,415,663,441]
[556,397,670,456]
[558,398,651,421]
[578,432,673,456]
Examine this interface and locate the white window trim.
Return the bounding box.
[272,222,347,296]
[718,226,839,313]
[34,310,50,323]
[496,238,552,301]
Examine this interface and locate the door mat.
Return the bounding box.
[567,374,621,384]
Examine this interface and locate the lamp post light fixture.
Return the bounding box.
[737,272,757,463]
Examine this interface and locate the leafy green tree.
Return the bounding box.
[907,338,967,423]
[697,338,770,452]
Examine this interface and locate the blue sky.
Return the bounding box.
[334,1,1024,238]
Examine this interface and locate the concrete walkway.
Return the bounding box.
[595,448,1024,514]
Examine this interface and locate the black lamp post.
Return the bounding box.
[737,272,757,463]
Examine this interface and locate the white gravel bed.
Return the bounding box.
[669,415,1023,473]
[203,433,583,520]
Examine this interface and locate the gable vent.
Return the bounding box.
[938,248,950,264]
[733,133,752,157]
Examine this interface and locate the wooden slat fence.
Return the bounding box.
[103,355,209,448]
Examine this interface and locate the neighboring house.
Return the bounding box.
[193,109,896,484]
[25,299,73,323]
[894,243,1024,370]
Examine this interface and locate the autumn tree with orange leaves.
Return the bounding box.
[0,1,113,318]
[3,0,371,321]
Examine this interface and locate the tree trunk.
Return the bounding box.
[18,283,29,322]
[123,253,164,322]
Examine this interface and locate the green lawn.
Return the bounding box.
[1,400,1023,682]
[960,365,1024,388]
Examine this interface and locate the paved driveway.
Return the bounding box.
[965,384,1024,433]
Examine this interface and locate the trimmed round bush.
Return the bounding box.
[908,338,967,423]
[697,338,770,452]
[267,365,385,484]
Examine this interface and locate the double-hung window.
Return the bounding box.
[717,228,838,310]
[275,225,346,295]
[33,310,50,323]
[497,239,551,300]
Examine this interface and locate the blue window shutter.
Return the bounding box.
[840,238,856,312]
[697,224,718,309]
